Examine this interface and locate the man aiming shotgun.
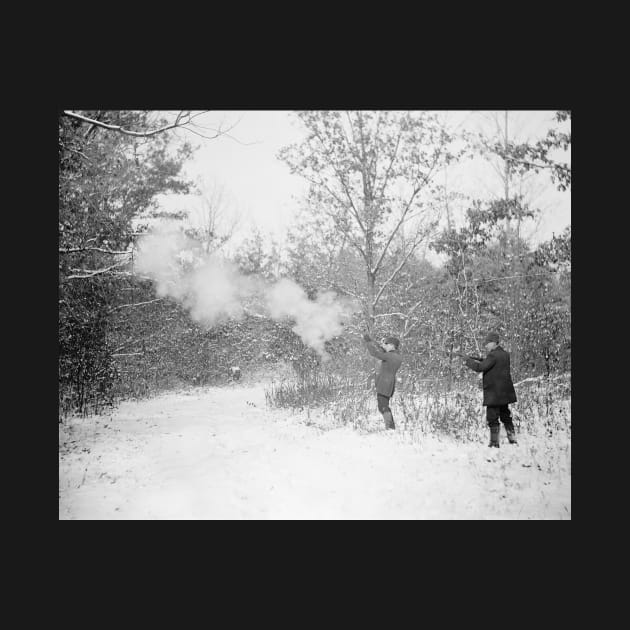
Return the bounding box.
[362,332,402,430]
[457,331,518,447]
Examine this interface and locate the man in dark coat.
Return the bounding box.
[459,332,518,447]
[362,333,402,430]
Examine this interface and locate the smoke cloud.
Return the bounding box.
[266,279,351,359]
[135,225,357,358]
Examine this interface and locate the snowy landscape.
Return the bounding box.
[59,379,570,520]
[59,110,570,520]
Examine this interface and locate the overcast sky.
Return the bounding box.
[156,110,571,265]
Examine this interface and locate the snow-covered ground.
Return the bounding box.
[59,384,571,519]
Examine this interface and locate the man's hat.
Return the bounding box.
[383,336,400,349]
[483,332,500,344]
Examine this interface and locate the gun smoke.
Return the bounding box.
[135,226,356,358]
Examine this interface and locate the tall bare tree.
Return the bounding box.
[279,110,457,332]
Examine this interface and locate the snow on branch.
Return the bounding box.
[62,110,239,141]
[59,247,131,255]
[66,259,129,279]
[109,298,164,311]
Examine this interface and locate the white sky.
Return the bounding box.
[156,110,571,265]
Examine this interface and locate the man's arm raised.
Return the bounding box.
[363,333,388,360]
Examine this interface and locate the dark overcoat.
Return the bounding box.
[465,346,517,406]
[366,342,402,397]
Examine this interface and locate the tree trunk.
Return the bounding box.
[503,110,520,377]
[366,270,376,331]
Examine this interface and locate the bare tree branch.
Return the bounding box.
[474,271,566,284]
[372,195,420,275]
[372,235,425,308]
[375,121,404,201]
[187,114,260,146]
[64,146,91,162]
[505,156,566,171]
[62,110,236,141]
[59,247,131,255]
[311,125,368,236]
[65,259,129,279]
[325,280,362,301]
[109,298,164,311]
[377,295,429,339]
[299,173,368,262]
[372,149,443,275]
[373,312,407,319]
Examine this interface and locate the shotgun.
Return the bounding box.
[455,351,484,362]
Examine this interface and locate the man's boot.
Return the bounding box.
[505,422,518,445]
[488,425,500,447]
[382,411,395,430]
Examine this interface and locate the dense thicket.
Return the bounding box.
[59,111,193,417]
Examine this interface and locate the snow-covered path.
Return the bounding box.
[59,385,570,519]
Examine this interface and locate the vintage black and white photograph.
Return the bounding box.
[58,110,571,520]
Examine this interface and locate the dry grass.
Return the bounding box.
[265,371,571,475]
